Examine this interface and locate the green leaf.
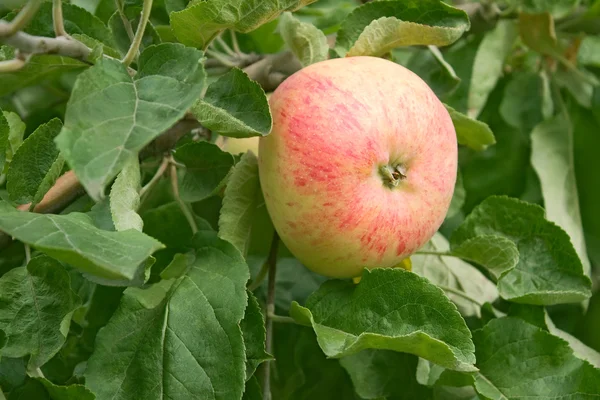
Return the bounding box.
[174,141,235,202]
[290,268,476,372]
[578,35,600,67]
[554,66,598,109]
[109,157,143,231]
[473,317,600,399]
[241,291,272,379]
[218,151,261,255]
[0,255,80,369]
[517,0,580,19]
[271,324,359,400]
[450,235,519,280]
[0,47,86,97]
[11,2,114,45]
[279,12,328,67]
[85,232,249,400]
[340,350,433,399]
[500,72,550,131]
[335,0,470,57]
[519,12,562,56]
[451,196,592,305]
[531,114,591,276]
[404,46,461,97]
[55,43,205,200]
[468,20,518,118]
[444,104,496,151]
[6,118,64,206]
[1,111,26,173]
[192,68,272,138]
[35,378,95,400]
[0,109,9,170]
[242,375,262,400]
[0,201,164,280]
[412,233,499,317]
[170,0,317,49]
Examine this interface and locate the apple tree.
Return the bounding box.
[0,0,599,399]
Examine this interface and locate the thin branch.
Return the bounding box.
[230,30,241,54]
[267,312,296,324]
[205,49,237,68]
[52,0,67,37]
[215,35,237,57]
[262,231,280,400]
[122,0,153,67]
[0,0,43,37]
[169,159,198,234]
[0,58,26,72]
[114,0,135,42]
[140,156,169,198]
[0,26,91,61]
[438,285,484,307]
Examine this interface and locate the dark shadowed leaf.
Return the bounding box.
[218,151,261,255]
[340,350,433,399]
[174,141,235,202]
[0,255,80,369]
[241,291,272,379]
[192,68,272,138]
[6,118,64,206]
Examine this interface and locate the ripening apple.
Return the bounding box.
[258,56,457,278]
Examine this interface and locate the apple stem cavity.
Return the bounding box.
[379,164,407,189]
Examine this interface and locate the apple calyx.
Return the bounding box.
[379,164,407,188]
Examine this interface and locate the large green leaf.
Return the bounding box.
[85,232,249,400]
[451,196,592,304]
[290,268,476,372]
[473,317,600,399]
[109,157,143,231]
[531,114,591,275]
[6,118,64,206]
[578,36,600,67]
[340,350,433,399]
[335,0,470,57]
[0,255,80,369]
[218,151,261,255]
[444,104,496,151]
[0,201,164,280]
[170,0,317,49]
[468,20,518,118]
[174,141,235,202]
[192,68,272,138]
[55,43,205,200]
[279,12,328,67]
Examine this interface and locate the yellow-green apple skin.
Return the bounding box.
[224,137,260,155]
[258,56,457,278]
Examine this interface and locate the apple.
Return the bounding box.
[258,56,457,278]
[224,137,260,155]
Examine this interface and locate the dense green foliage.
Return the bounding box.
[0,0,599,399]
